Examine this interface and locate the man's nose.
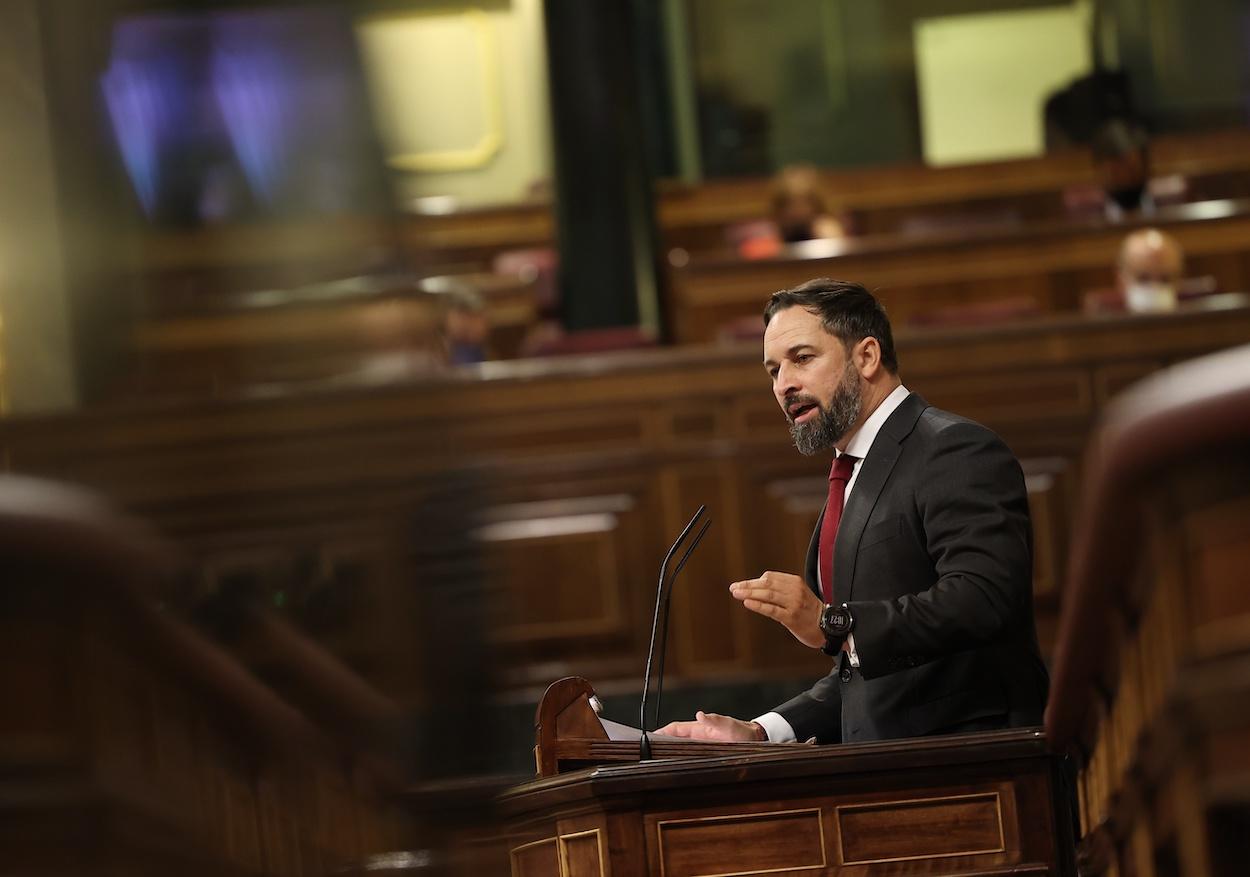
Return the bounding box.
[774,363,799,399]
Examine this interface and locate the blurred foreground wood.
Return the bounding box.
[1047,344,1250,877]
[0,477,413,875]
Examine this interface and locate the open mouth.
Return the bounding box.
[787,401,819,424]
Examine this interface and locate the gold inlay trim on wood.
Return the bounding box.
[834,790,1005,865]
[655,806,827,877]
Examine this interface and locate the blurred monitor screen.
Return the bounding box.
[100,5,392,228]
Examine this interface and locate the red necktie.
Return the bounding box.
[818,454,858,604]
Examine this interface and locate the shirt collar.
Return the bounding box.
[841,384,910,460]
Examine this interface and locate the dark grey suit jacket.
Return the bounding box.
[774,393,1049,744]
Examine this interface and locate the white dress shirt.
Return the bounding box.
[754,384,911,743]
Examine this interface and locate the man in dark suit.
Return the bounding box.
[659,278,1048,745]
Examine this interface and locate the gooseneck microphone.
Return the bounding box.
[639,505,712,761]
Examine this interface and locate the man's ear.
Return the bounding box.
[855,337,882,379]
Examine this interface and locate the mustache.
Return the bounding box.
[783,393,822,424]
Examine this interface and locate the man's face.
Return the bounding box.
[1119,238,1183,290]
[763,306,863,456]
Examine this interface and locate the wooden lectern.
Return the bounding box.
[533,676,782,777]
[503,677,1076,876]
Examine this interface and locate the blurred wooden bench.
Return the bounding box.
[666,198,1250,344]
[393,127,1250,271]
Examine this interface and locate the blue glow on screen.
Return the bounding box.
[100,6,383,226]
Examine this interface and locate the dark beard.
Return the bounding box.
[788,363,862,456]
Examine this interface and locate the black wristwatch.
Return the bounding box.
[819,602,855,656]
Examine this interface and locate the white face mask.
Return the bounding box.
[1125,281,1178,313]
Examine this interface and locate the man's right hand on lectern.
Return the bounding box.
[656,710,767,741]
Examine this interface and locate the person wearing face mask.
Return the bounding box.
[658,279,1048,745]
[1116,228,1184,313]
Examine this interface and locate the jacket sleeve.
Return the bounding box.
[848,420,1033,681]
[773,670,842,744]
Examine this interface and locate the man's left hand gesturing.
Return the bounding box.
[730,571,825,648]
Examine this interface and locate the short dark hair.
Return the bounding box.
[763,278,899,373]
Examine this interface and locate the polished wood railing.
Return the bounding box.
[1045,342,1250,877]
[0,476,411,875]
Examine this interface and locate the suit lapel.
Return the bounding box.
[834,393,928,603]
[804,507,823,599]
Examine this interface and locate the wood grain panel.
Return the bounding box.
[480,470,665,685]
[481,498,632,644]
[736,460,831,675]
[656,808,826,877]
[560,829,604,877]
[511,837,559,877]
[913,368,1091,425]
[835,792,1005,864]
[1094,360,1161,405]
[1022,457,1076,605]
[1186,492,1250,659]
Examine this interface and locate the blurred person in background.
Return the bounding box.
[441,288,492,365]
[1066,117,1186,221]
[1116,228,1184,313]
[771,164,847,244]
[736,165,848,259]
[1093,118,1153,216]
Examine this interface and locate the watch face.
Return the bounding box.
[822,605,851,635]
